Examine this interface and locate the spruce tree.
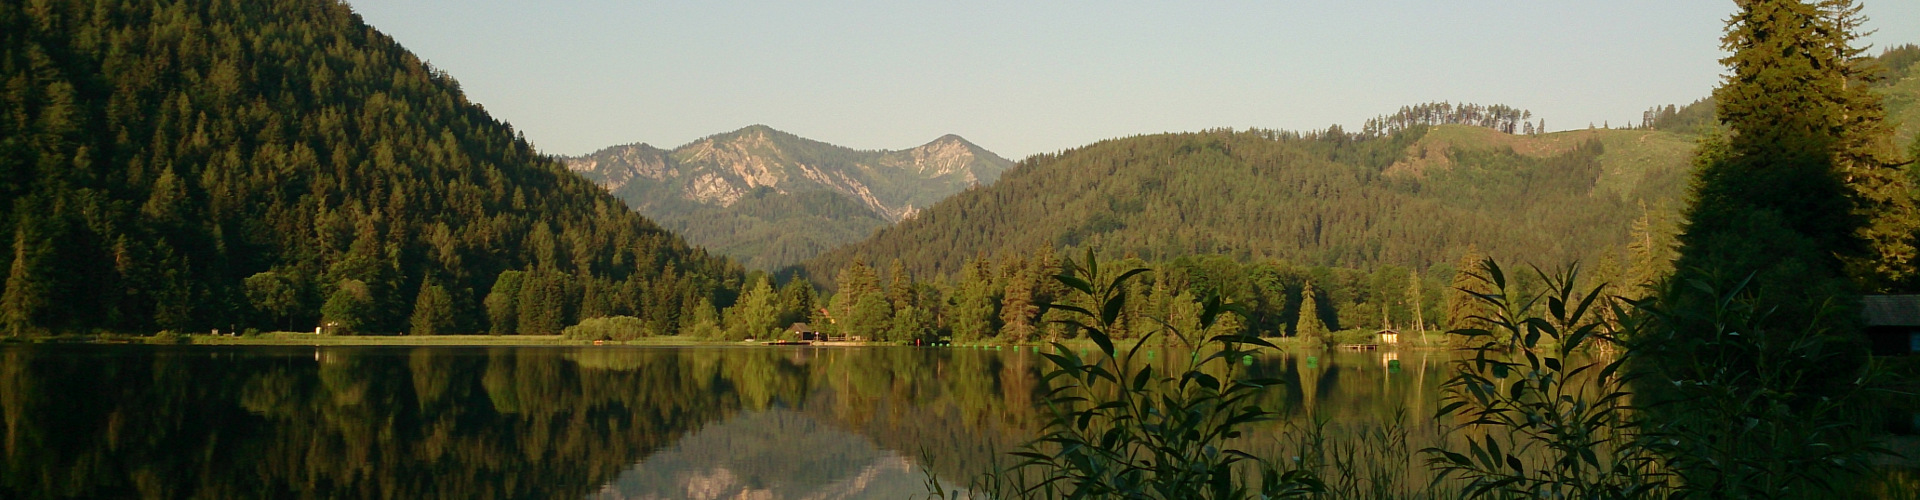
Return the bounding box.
[408,282,456,336]
[950,256,1000,342]
[999,257,1037,343]
[1669,0,1889,330]
[0,227,42,337]
[1296,284,1327,342]
[1445,245,1488,331]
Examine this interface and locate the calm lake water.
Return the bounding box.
[0,344,1528,498]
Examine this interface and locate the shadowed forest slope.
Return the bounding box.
[0,0,742,335]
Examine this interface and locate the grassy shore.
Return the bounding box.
[2,331,1457,350]
[189,332,770,346]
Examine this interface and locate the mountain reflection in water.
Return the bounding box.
[0,344,1450,499]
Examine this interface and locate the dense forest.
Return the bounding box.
[797,124,1691,290]
[0,0,743,336]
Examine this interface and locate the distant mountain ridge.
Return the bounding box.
[566,125,1015,269]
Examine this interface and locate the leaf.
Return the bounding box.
[1089,329,1116,358]
[1101,292,1127,328]
[1054,274,1093,295]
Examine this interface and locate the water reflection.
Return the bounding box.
[0,345,1451,499]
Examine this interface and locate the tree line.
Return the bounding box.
[1361,102,1539,137]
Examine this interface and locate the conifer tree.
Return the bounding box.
[1296,284,1327,343]
[885,259,914,312]
[950,256,1000,342]
[1,227,43,337]
[775,279,816,329]
[1445,245,1488,331]
[409,282,456,335]
[1670,0,1889,330]
[849,293,892,341]
[999,261,1037,343]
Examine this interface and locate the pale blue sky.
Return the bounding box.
[343,1,1920,160]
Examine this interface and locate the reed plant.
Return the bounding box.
[935,250,1323,499]
[1422,259,1663,499]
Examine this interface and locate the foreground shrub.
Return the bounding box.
[936,250,1322,499]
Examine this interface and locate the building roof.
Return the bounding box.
[1862,295,1920,327]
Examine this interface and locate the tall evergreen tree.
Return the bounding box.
[1445,245,1489,331]
[999,259,1038,343]
[0,225,44,337]
[950,256,1000,342]
[1296,284,1327,342]
[408,282,456,336]
[1669,0,1883,331]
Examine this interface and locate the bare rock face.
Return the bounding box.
[562,126,1015,269]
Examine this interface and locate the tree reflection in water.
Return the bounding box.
[0,345,1452,499]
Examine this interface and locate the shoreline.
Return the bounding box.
[1,332,1458,351]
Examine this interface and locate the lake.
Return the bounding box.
[0,344,1457,499]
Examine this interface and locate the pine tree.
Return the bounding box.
[999,263,1037,343]
[950,256,1000,342]
[1670,0,1879,332]
[1627,204,1675,299]
[849,293,892,341]
[1818,0,1918,290]
[1296,284,1327,343]
[408,282,456,335]
[1445,245,1488,331]
[885,258,914,312]
[775,279,816,329]
[0,225,43,337]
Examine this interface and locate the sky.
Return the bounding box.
[342,1,1920,160]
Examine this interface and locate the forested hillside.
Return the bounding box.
[800,123,1693,286]
[566,126,1013,270]
[0,0,742,335]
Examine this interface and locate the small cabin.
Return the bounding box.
[787,323,820,341]
[1863,295,1920,356]
[1376,329,1400,345]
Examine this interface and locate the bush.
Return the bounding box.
[562,316,651,341]
[1328,329,1375,345]
[147,330,184,345]
[938,250,1323,498]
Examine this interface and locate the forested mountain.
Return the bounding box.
[804,45,1920,289]
[565,126,1014,270]
[0,0,742,335]
[799,123,1695,286]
